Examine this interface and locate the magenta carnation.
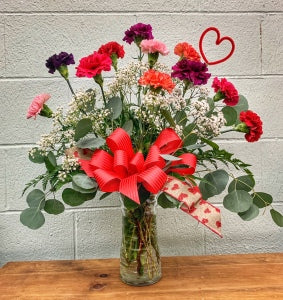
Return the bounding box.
[123,23,154,45]
[171,59,211,85]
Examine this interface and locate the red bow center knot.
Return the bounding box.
[78,127,222,236]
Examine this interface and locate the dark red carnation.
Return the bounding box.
[239,110,263,142]
[212,77,239,106]
[75,52,112,78]
[98,41,125,59]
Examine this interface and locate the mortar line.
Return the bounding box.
[0,11,283,15]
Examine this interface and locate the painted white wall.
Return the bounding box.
[0,1,282,266]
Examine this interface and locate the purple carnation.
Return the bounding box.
[45,52,75,74]
[171,59,211,85]
[123,23,154,44]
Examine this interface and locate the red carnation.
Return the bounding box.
[76,52,112,78]
[212,77,239,106]
[238,110,263,142]
[98,41,125,59]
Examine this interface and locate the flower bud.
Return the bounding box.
[58,65,69,79]
[39,104,53,118]
[148,52,159,68]
[235,122,249,133]
[213,90,225,102]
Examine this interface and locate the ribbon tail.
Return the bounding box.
[162,176,222,237]
[119,174,140,204]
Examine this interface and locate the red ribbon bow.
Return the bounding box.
[78,128,195,204]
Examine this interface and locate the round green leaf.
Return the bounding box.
[76,134,105,150]
[44,199,65,215]
[29,148,45,164]
[62,188,96,206]
[72,182,97,194]
[26,189,45,209]
[74,118,93,141]
[222,106,237,126]
[20,208,45,229]
[106,97,122,119]
[72,173,97,190]
[270,209,283,227]
[233,95,249,115]
[122,120,133,135]
[199,169,229,200]
[238,204,259,221]
[223,190,253,213]
[157,193,181,208]
[228,175,255,193]
[252,192,273,208]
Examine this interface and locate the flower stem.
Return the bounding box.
[65,78,75,96]
[221,128,236,134]
[98,83,107,106]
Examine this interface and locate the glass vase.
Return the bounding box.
[120,194,162,286]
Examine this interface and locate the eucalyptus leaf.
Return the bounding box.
[223,190,253,213]
[228,175,255,193]
[76,134,105,150]
[122,196,139,210]
[20,208,45,229]
[106,96,122,119]
[74,118,93,141]
[72,173,97,190]
[99,192,112,200]
[29,148,45,164]
[233,95,249,124]
[158,193,181,208]
[238,204,259,221]
[26,189,45,210]
[72,182,97,194]
[44,199,65,215]
[199,169,229,199]
[122,120,133,135]
[270,209,283,227]
[62,188,96,206]
[222,106,237,126]
[252,192,273,208]
[44,152,57,172]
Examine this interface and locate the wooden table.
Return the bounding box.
[0,253,282,299]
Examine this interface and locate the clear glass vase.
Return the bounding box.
[120,194,162,286]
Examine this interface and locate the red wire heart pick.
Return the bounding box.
[199,27,235,65]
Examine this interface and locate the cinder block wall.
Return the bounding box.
[0,1,282,266]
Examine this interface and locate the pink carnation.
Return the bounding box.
[27,94,51,119]
[140,39,169,56]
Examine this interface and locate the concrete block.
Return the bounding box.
[5,15,136,78]
[199,0,283,12]
[0,0,200,12]
[0,149,6,212]
[205,204,283,254]
[262,14,283,74]
[76,208,121,259]
[137,14,261,76]
[0,211,74,267]
[0,17,5,77]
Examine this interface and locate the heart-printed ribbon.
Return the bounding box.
[78,127,221,236]
[199,27,235,65]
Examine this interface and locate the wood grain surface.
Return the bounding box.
[0,253,283,299]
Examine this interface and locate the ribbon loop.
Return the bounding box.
[113,149,128,178]
[169,153,197,175]
[154,128,183,154]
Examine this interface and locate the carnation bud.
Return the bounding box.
[148,52,159,68]
[235,122,249,133]
[58,65,69,79]
[94,74,104,86]
[39,104,53,118]
[213,90,225,102]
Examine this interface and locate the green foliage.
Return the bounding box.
[44,152,57,173]
[223,190,253,213]
[160,154,181,162]
[238,204,259,221]
[26,189,45,210]
[22,173,46,196]
[157,193,181,208]
[20,208,45,230]
[44,199,65,215]
[199,169,229,199]
[76,134,105,150]
[175,110,187,126]
[106,96,122,119]
[270,209,283,227]
[252,192,273,208]
[74,118,93,141]
[62,188,96,206]
[228,175,255,193]
[29,148,45,164]
[72,173,97,190]
[233,95,249,123]
[183,123,198,146]
[99,192,112,200]
[222,106,237,126]
[122,120,133,135]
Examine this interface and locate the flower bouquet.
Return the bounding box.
[22,23,282,286]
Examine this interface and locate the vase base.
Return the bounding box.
[120,274,162,286]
